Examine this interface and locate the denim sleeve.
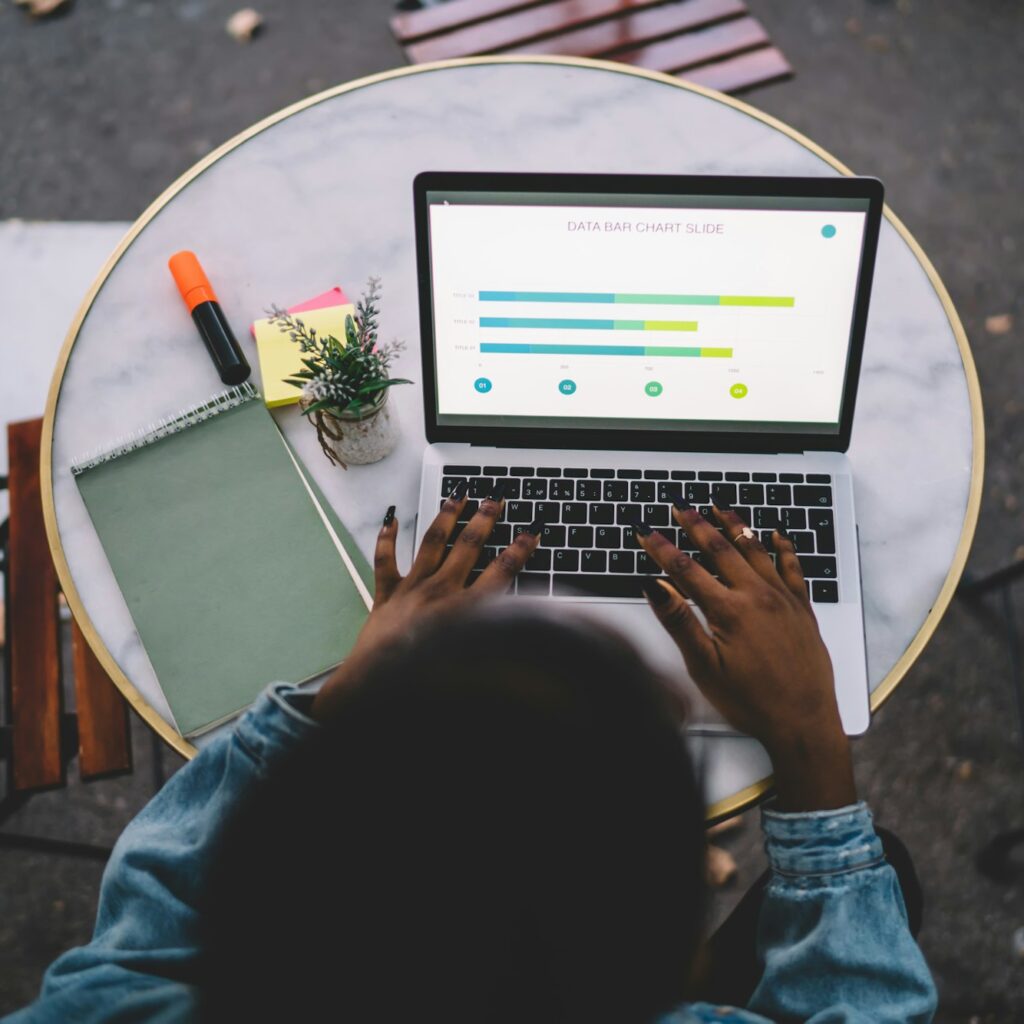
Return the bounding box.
[747,802,938,1024]
[1,684,318,1024]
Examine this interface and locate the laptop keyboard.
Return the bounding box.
[440,465,839,604]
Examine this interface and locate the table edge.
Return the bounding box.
[39,55,985,821]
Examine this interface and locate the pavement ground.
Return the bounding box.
[1,0,1022,1020]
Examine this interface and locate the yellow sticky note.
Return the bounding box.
[252,305,355,408]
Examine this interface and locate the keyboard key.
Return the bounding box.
[595,526,621,549]
[698,505,715,522]
[491,524,512,546]
[509,466,534,476]
[725,471,750,482]
[810,510,836,554]
[468,477,494,499]
[636,552,661,574]
[549,479,575,500]
[766,484,791,506]
[622,528,641,550]
[790,530,815,554]
[540,524,566,547]
[526,548,551,571]
[809,509,833,529]
[671,470,696,480]
[568,526,594,548]
[590,468,615,478]
[457,500,480,522]
[739,484,764,505]
[799,556,838,579]
[576,480,602,501]
[580,549,607,573]
[552,574,645,598]
[807,473,832,484]
[497,477,521,499]
[564,467,588,477]
[754,507,779,530]
[443,464,480,474]
[589,503,615,525]
[609,551,635,573]
[793,485,833,507]
[643,503,670,526]
[534,501,560,522]
[685,482,711,503]
[553,549,579,572]
[733,507,751,525]
[779,472,804,483]
[781,507,807,531]
[506,500,533,523]
[752,472,776,482]
[441,476,466,497]
[562,502,588,524]
[812,580,839,603]
[523,479,548,499]
[617,468,642,478]
[658,482,684,503]
[604,480,629,501]
[616,503,643,525]
[698,471,723,481]
[483,465,508,475]
[537,467,561,477]
[711,483,737,506]
[644,470,669,479]
[517,573,551,595]
[631,481,656,503]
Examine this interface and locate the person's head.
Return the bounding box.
[201,604,707,1023]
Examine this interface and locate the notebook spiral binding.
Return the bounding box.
[70,382,260,476]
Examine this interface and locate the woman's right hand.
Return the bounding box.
[636,504,857,812]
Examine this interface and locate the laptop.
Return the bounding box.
[412,172,884,735]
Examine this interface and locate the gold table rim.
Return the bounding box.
[39,55,985,822]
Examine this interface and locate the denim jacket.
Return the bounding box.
[4,685,937,1023]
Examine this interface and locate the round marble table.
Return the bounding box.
[42,57,982,819]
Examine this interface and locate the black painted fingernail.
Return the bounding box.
[776,525,790,539]
[642,578,671,605]
[487,479,508,502]
[451,479,469,501]
[382,505,396,527]
[628,518,654,537]
[672,496,693,511]
[524,518,545,537]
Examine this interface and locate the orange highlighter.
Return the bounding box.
[168,251,251,386]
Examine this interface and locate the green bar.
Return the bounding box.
[699,347,733,358]
[640,320,699,331]
[642,347,702,357]
[719,295,795,307]
[614,293,720,305]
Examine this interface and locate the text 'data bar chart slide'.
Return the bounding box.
[427,198,868,432]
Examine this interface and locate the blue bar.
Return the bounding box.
[479,290,614,303]
[480,343,646,356]
[480,317,619,330]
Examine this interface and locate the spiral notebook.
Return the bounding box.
[72,383,373,738]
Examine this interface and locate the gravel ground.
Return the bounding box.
[1,0,1022,1019]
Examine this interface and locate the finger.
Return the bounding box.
[671,501,760,587]
[634,522,732,619]
[373,506,402,604]
[641,578,719,681]
[773,529,811,606]
[713,506,788,592]
[406,479,469,583]
[437,480,508,583]
[472,520,542,595]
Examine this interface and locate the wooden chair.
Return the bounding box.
[0,418,133,858]
[391,0,792,94]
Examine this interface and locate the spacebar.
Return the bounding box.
[552,574,646,598]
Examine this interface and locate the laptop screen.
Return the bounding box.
[417,176,882,451]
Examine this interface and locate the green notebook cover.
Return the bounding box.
[73,387,371,737]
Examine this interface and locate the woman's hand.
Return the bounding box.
[637,503,856,812]
[311,482,541,720]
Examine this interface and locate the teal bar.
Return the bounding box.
[481,343,644,356]
[481,317,617,330]
[479,291,614,303]
[614,293,720,305]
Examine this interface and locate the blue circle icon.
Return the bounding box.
[821,224,837,238]
[473,377,492,393]
[558,379,577,396]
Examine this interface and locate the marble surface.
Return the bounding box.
[47,62,975,807]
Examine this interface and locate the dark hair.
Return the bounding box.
[201,605,707,1023]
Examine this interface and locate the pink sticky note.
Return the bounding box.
[251,286,351,337]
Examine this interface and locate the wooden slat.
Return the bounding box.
[515,0,745,57]
[681,44,792,92]
[71,620,132,780]
[392,0,550,44]
[612,15,768,74]
[7,419,62,791]
[406,0,669,64]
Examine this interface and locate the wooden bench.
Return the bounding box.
[391,0,792,94]
[1,418,132,816]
